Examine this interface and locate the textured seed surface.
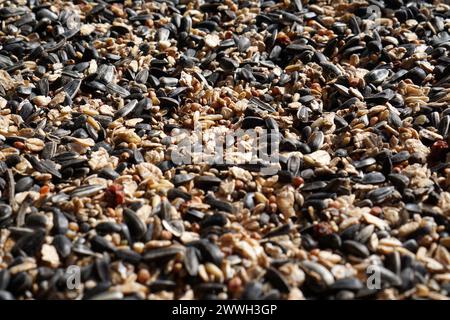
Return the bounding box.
[0,0,448,302]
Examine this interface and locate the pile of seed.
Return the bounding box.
[0,0,449,300]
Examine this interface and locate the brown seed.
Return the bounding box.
[13,141,25,149]
[160,230,173,241]
[292,176,304,188]
[137,268,150,284]
[370,207,382,216]
[228,276,242,293]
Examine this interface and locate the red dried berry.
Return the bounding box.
[292,176,304,188]
[313,222,333,237]
[432,140,448,150]
[429,140,449,161]
[105,184,125,207]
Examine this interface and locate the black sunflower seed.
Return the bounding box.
[265,267,290,293]
[0,269,10,290]
[361,172,386,184]
[195,176,222,189]
[184,247,199,277]
[162,219,184,237]
[192,239,224,266]
[12,229,46,257]
[71,185,105,198]
[287,154,302,176]
[342,240,370,258]
[330,278,363,291]
[115,249,141,264]
[51,209,68,235]
[143,246,184,262]
[53,235,72,258]
[0,204,12,222]
[8,272,32,295]
[106,83,130,97]
[63,79,81,99]
[114,99,138,119]
[172,174,195,186]
[204,194,235,213]
[123,208,147,241]
[159,97,179,108]
[90,235,117,253]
